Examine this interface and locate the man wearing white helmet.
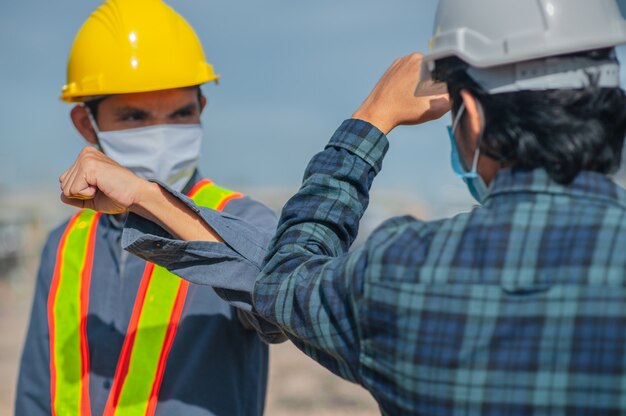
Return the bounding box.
[57,0,626,414]
[252,0,626,414]
[16,0,283,415]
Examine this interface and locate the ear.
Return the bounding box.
[459,89,483,147]
[70,105,99,145]
[459,89,503,185]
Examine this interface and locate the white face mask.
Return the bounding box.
[93,123,203,193]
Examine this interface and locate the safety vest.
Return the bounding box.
[47,179,243,416]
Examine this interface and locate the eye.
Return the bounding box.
[172,108,195,119]
[118,110,147,122]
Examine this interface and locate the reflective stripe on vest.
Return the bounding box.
[48,209,101,416]
[48,179,243,416]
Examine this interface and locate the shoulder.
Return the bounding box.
[41,217,72,257]
[367,214,443,247]
[362,214,450,278]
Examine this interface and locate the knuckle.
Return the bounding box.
[407,53,423,65]
[70,183,87,197]
[82,154,99,170]
[80,146,100,161]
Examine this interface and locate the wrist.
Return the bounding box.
[129,180,162,218]
[351,108,393,135]
[127,180,222,242]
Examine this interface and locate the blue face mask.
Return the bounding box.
[446,104,489,203]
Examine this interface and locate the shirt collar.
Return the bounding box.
[181,169,202,195]
[483,168,626,209]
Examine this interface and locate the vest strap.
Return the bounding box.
[48,209,101,416]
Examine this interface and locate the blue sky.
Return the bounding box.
[2,0,626,215]
[0,0,477,213]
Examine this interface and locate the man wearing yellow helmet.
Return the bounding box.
[15,0,283,415]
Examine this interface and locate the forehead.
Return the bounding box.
[98,87,199,113]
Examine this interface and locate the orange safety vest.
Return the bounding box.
[47,179,243,416]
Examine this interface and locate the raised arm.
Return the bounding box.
[253,53,450,381]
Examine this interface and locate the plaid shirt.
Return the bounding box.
[254,119,626,415]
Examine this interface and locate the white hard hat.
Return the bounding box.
[416,0,626,95]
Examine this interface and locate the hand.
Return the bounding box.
[59,147,154,214]
[352,52,451,135]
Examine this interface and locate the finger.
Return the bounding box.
[59,167,72,187]
[60,147,92,189]
[61,146,98,189]
[68,171,98,199]
[62,164,98,200]
[70,185,98,199]
[74,184,98,199]
[61,152,87,191]
[60,159,78,188]
[63,151,100,199]
[61,163,81,197]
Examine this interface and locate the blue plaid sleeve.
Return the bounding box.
[254,119,389,382]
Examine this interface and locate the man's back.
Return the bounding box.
[360,168,626,414]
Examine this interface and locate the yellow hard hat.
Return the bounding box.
[61,0,218,102]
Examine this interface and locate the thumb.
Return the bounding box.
[73,184,98,199]
[60,194,89,209]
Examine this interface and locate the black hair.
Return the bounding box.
[432,48,626,184]
[84,85,204,123]
[84,96,106,122]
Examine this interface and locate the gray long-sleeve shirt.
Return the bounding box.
[16,172,282,416]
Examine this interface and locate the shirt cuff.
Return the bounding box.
[122,181,269,269]
[327,119,389,174]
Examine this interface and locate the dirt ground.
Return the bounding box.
[0,263,378,416]
[265,342,378,416]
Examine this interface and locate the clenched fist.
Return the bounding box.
[59,147,154,214]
